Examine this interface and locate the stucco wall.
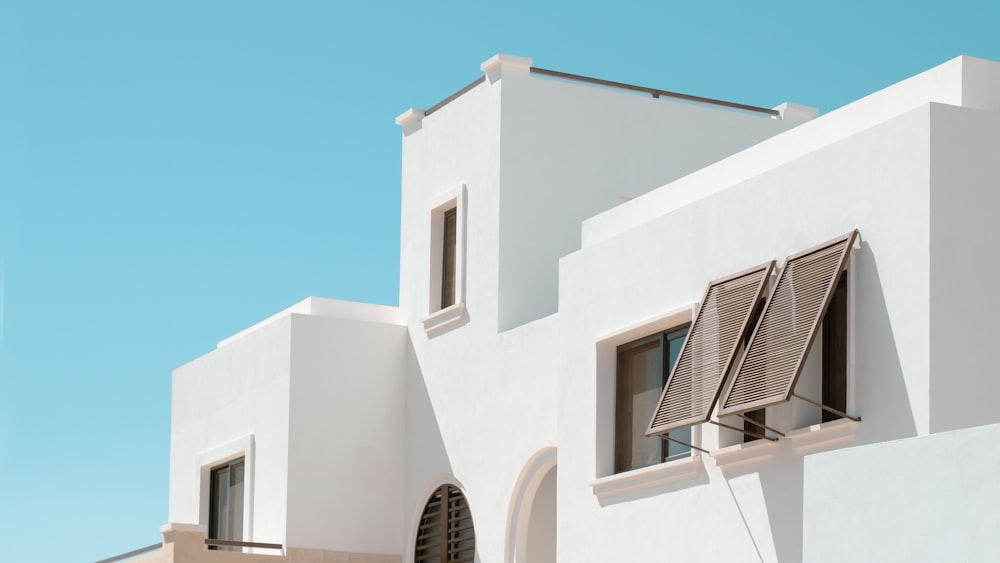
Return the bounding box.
[803,422,1000,562]
[497,62,812,331]
[557,102,934,562]
[285,312,406,554]
[170,315,293,546]
[169,298,405,554]
[398,59,563,562]
[928,103,1000,433]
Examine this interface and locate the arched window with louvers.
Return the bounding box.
[414,484,475,563]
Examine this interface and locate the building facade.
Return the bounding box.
[123,54,1000,563]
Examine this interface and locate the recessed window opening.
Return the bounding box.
[718,231,860,428]
[415,484,475,563]
[441,207,457,309]
[615,325,690,474]
[822,274,848,423]
[209,457,245,551]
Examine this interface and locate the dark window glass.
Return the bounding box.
[615,326,690,473]
[441,207,457,309]
[209,458,245,550]
[822,274,848,422]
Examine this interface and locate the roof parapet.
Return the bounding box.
[481,53,533,83]
[773,102,820,121]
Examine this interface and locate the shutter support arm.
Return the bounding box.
[656,433,710,454]
[792,393,861,422]
[710,419,778,442]
[736,413,786,437]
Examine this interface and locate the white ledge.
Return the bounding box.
[786,417,861,450]
[395,108,424,126]
[712,437,776,465]
[590,455,701,499]
[422,302,466,336]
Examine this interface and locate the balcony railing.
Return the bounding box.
[97,537,284,562]
[95,543,161,563]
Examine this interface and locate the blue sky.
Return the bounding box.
[1,1,998,561]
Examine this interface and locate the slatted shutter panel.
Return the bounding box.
[441,208,458,308]
[646,262,774,437]
[719,231,858,416]
[415,484,475,563]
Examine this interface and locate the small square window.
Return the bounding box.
[615,325,690,473]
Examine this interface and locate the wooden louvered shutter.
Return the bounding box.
[415,484,475,563]
[646,262,774,437]
[719,231,858,416]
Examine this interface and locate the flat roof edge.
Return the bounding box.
[581,55,1000,248]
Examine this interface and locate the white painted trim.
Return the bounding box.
[594,304,696,478]
[711,436,776,466]
[596,303,696,346]
[426,184,468,327]
[196,434,255,546]
[590,435,702,499]
[422,302,466,335]
[786,417,861,451]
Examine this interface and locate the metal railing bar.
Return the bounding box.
[94,542,162,563]
[710,419,777,442]
[791,393,861,422]
[204,538,284,550]
[423,76,487,117]
[530,66,781,117]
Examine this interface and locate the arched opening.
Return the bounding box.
[523,466,556,563]
[507,448,557,563]
[415,484,475,562]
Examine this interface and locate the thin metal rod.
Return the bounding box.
[94,543,162,563]
[710,419,777,442]
[792,393,861,422]
[424,76,487,116]
[656,433,710,454]
[530,66,781,117]
[204,539,284,550]
[735,413,786,437]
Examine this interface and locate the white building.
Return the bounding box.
[114,54,1000,563]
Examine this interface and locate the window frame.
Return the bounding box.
[423,184,467,335]
[614,325,692,474]
[719,231,858,418]
[595,304,696,479]
[197,434,254,547]
[209,457,245,550]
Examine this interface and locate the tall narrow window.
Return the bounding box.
[441,207,457,309]
[822,274,848,422]
[615,326,689,474]
[209,457,245,550]
[415,484,475,563]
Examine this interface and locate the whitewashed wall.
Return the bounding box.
[803,422,1000,562]
[395,54,814,562]
[497,60,813,330]
[928,102,1000,433]
[556,57,1000,562]
[169,298,404,555]
[170,315,293,546]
